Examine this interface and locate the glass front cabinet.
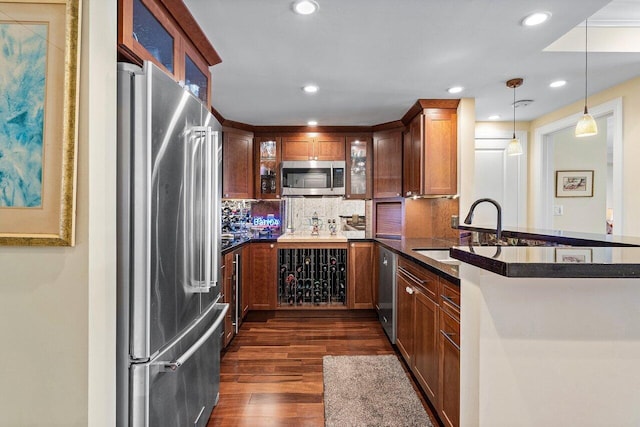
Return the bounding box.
[346,136,372,199]
[255,137,282,199]
[118,0,219,106]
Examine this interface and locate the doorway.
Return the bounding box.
[531,98,623,234]
[473,130,528,228]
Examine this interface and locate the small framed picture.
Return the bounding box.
[555,170,594,198]
[555,248,592,264]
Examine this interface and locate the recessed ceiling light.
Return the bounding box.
[488,115,501,120]
[307,120,318,126]
[522,11,551,27]
[292,0,319,15]
[549,80,567,88]
[302,85,319,94]
[447,86,464,94]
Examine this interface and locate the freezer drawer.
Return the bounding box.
[129,303,228,427]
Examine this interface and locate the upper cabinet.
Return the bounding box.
[118,0,221,106]
[255,136,282,200]
[281,134,345,161]
[402,100,459,196]
[373,129,403,198]
[222,129,254,199]
[345,135,372,199]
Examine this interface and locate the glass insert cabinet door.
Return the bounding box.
[185,54,208,104]
[256,137,281,199]
[132,0,174,73]
[347,137,371,199]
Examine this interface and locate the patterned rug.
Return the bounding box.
[323,354,433,427]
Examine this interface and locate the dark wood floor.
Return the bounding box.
[207,310,439,426]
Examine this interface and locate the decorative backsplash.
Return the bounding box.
[221,197,369,238]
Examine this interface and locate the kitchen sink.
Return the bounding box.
[413,249,460,265]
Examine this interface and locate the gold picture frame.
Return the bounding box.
[0,0,81,246]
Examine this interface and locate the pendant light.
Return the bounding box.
[506,78,523,156]
[575,19,598,137]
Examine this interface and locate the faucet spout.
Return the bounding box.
[463,198,503,241]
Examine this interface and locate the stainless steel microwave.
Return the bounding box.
[281,160,346,196]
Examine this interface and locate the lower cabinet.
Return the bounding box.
[222,251,234,347]
[396,256,460,427]
[348,241,375,309]
[248,242,277,310]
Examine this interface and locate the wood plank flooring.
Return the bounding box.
[207,310,439,426]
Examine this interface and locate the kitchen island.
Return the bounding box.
[451,244,640,427]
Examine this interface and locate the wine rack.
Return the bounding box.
[278,248,347,307]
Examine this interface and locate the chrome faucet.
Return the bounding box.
[463,198,502,241]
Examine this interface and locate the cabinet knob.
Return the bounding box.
[350,243,355,247]
[405,286,414,295]
[406,191,412,196]
[396,193,401,197]
[276,195,280,198]
[224,193,229,198]
[270,244,275,248]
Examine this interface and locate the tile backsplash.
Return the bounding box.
[283,197,370,236]
[221,197,370,237]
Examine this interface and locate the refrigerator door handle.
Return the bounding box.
[161,303,229,372]
[210,128,221,290]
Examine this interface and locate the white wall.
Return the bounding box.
[551,116,608,233]
[0,0,117,425]
[531,76,640,237]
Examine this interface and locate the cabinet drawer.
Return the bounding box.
[398,257,438,301]
[439,308,460,349]
[439,279,460,320]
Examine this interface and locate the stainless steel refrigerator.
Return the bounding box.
[116,61,228,427]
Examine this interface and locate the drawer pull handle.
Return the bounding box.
[441,330,461,351]
[398,266,426,285]
[441,294,461,310]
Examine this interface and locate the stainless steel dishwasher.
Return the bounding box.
[377,246,397,343]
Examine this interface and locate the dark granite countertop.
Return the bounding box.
[451,245,640,278]
[376,237,461,283]
[457,224,640,247]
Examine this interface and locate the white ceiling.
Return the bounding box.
[184,0,640,126]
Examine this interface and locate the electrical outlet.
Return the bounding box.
[553,205,563,216]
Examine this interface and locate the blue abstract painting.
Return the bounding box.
[0,23,47,208]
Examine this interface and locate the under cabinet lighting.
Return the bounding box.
[307,120,318,126]
[488,115,501,120]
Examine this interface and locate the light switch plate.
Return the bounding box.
[553,205,563,216]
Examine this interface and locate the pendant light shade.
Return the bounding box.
[506,78,523,156]
[576,19,598,138]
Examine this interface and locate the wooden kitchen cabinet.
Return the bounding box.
[403,115,421,197]
[345,136,372,199]
[221,252,234,347]
[222,129,254,199]
[395,264,415,364]
[347,242,374,309]
[248,243,278,310]
[396,256,460,427]
[118,0,221,106]
[281,134,345,161]
[439,278,460,427]
[254,136,281,200]
[402,107,458,196]
[373,129,403,198]
[413,278,440,403]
